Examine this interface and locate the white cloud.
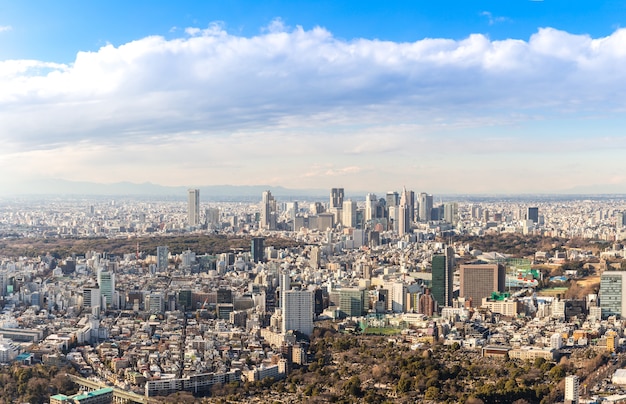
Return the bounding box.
[480,11,510,26]
[0,25,12,32]
[1,24,626,192]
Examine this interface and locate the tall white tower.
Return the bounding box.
[564,375,579,404]
[282,289,314,336]
[342,200,356,228]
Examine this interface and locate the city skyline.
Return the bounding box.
[2,2,626,194]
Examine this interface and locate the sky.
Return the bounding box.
[2,1,626,195]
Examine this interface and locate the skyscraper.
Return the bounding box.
[330,188,344,209]
[282,289,314,336]
[459,263,505,307]
[188,189,200,227]
[364,193,378,222]
[205,207,220,229]
[342,200,356,228]
[156,246,168,272]
[251,237,264,263]
[386,191,399,208]
[83,286,101,309]
[260,190,277,230]
[418,193,433,222]
[600,271,626,318]
[97,269,115,309]
[431,247,455,309]
[443,202,459,225]
[398,187,412,236]
[527,207,539,223]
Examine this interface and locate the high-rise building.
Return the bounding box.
[146,292,165,314]
[206,207,220,229]
[564,375,579,404]
[431,247,455,309]
[617,212,626,229]
[260,190,277,230]
[398,187,412,236]
[330,188,344,209]
[600,271,626,318]
[83,286,101,309]
[386,191,399,208]
[364,193,378,222]
[459,263,505,307]
[188,189,200,227]
[282,289,314,336]
[338,288,366,317]
[97,269,115,309]
[156,246,169,272]
[419,289,435,316]
[443,202,459,225]
[418,193,433,222]
[527,207,539,223]
[251,237,265,263]
[342,200,357,228]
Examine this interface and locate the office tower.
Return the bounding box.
[97,269,115,309]
[617,212,626,229]
[443,202,459,225]
[388,206,399,232]
[386,191,399,208]
[188,189,200,227]
[398,187,412,236]
[251,237,265,263]
[407,190,415,223]
[145,292,165,314]
[564,375,579,404]
[282,289,314,336]
[339,288,366,317]
[317,212,335,231]
[310,246,321,269]
[419,289,435,316]
[365,193,378,222]
[390,282,407,313]
[342,200,357,228]
[418,193,433,222]
[285,201,298,221]
[459,263,505,307]
[83,286,101,309]
[431,247,455,308]
[217,288,233,304]
[260,190,277,230]
[314,289,324,316]
[178,290,192,311]
[527,207,539,223]
[280,272,291,310]
[0,272,6,297]
[156,246,168,271]
[600,271,626,318]
[330,188,344,209]
[310,202,324,214]
[206,207,220,228]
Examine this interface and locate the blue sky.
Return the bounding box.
[1,1,626,194]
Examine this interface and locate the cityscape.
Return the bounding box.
[3,1,626,404]
[0,187,625,403]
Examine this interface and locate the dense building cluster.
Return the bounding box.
[0,190,626,402]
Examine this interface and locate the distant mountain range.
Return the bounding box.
[1,179,329,200]
[1,179,624,200]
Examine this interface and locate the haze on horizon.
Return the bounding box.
[1,2,626,195]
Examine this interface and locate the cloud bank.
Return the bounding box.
[1,23,626,193]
